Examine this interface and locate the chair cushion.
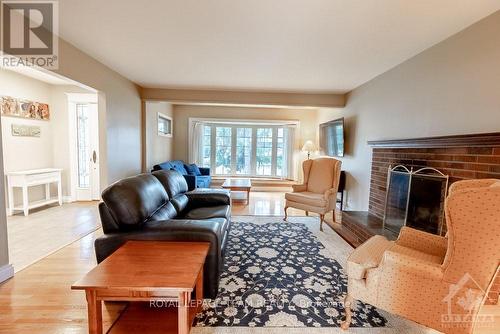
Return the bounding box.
[391,244,444,265]
[307,158,336,194]
[184,205,231,221]
[285,191,327,207]
[153,161,172,171]
[347,235,394,280]
[101,174,168,230]
[185,163,202,176]
[169,160,188,175]
[152,170,188,198]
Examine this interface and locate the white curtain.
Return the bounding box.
[284,126,296,180]
[189,122,204,164]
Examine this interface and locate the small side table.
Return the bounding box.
[6,168,62,216]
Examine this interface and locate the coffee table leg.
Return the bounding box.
[85,290,102,334]
[196,268,204,310]
[247,188,250,205]
[178,291,190,334]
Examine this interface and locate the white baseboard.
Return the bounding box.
[0,264,14,283]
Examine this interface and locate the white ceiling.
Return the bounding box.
[58,0,500,93]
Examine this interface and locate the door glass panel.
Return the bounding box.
[76,104,90,188]
[215,127,232,174]
[236,128,252,175]
[256,128,273,176]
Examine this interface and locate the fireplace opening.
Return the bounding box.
[383,165,448,235]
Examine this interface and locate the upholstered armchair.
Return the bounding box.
[284,157,342,231]
[341,179,500,334]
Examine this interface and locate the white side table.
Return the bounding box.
[6,168,63,216]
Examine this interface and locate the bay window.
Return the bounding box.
[190,119,297,179]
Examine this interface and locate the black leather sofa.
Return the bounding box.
[94,170,231,299]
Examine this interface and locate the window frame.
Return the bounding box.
[189,118,299,179]
[157,112,173,137]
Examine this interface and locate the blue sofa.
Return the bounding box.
[152,160,211,190]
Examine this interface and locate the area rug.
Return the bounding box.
[194,218,387,328]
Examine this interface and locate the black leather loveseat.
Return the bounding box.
[94,170,231,299]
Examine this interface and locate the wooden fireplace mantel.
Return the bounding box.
[367,132,500,148]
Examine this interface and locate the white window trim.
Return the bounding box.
[188,117,299,179]
[158,112,173,137]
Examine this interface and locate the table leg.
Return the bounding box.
[22,185,29,216]
[45,183,50,201]
[178,291,191,334]
[7,181,14,216]
[57,177,62,205]
[196,268,204,310]
[247,188,250,205]
[85,290,102,334]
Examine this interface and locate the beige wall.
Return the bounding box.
[172,104,319,180]
[144,102,174,171]
[319,11,500,211]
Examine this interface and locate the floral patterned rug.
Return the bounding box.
[194,220,387,328]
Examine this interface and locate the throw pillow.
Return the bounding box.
[185,163,202,176]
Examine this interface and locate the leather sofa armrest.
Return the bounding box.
[183,174,197,191]
[292,184,307,192]
[396,226,447,258]
[186,188,231,208]
[199,167,210,176]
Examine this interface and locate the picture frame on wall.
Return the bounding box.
[1,96,50,120]
[158,112,172,137]
[11,124,41,137]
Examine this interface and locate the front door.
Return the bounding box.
[74,102,100,201]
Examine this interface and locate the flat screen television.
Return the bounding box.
[319,117,345,157]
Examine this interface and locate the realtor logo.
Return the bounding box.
[1,0,58,68]
[441,272,494,329]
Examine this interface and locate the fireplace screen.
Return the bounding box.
[384,166,411,235]
[383,165,448,235]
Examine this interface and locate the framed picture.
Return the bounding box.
[1,96,50,120]
[158,112,172,137]
[12,124,41,137]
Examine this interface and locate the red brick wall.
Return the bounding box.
[369,147,500,219]
[369,146,500,305]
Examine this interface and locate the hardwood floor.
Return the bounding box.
[0,192,297,333]
[0,192,496,333]
[7,201,100,272]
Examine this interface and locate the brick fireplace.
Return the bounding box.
[369,145,500,219]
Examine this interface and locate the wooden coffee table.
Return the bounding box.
[222,178,252,204]
[72,241,209,334]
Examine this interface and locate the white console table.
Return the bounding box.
[6,168,63,216]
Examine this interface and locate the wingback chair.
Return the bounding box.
[284,157,342,231]
[341,179,500,334]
